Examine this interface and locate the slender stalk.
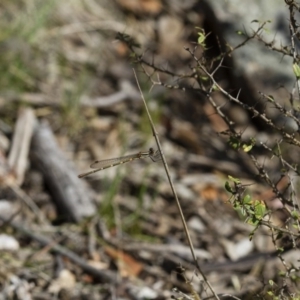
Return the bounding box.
[133,70,220,300]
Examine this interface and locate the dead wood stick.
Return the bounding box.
[30,120,95,222]
[80,80,140,107]
[6,80,140,108]
[8,108,35,186]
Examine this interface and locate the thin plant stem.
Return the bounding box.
[133,69,220,300]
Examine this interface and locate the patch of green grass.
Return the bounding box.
[0,1,58,92]
[99,172,123,229]
[98,163,159,243]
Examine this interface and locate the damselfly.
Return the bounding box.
[78,148,161,178]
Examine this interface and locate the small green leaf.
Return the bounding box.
[293,63,300,79]
[242,143,253,152]
[229,137,241,150]
[236,30,244,35]
[242,138,255,152]
[291,210,299,220]
[197,32,206,45]
[196,27,206,47]
[225,181,233,193]
[254,200,266,219]
[200,76,209,81]
[212,84,219,91]
[269,279,274,286]
[239,206,246,215]
[242,194,252,204]
[228,175,241,184]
